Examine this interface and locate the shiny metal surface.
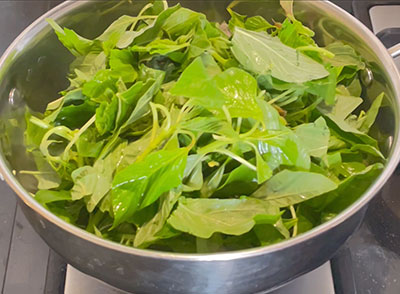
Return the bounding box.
[0,1,400,293]
[389,43,400,59]
[64,262,335,294]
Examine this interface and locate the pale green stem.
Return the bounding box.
[268,88,296,105]
[214,149,257,171]
[289,205,298,237]
[63,115,96,161]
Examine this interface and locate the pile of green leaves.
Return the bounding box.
[22,0,386,252]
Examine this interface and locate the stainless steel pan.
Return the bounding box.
[1,1,400,293]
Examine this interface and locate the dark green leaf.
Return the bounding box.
[200,163,226,198]
[134,189,181,248]
[112,148,187,226]
[56,100,96,130]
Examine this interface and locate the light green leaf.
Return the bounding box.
[214,67,263,121]
[162,8,204,39]
[131,39,189,55]
[187,27,211,59]
[96,15,136,42]
[168,197,280,238]
[323,42,365,70]
[179,116,226,134]
[20,151,61,190]
[34,190,71,205]
[71,142,125,212]
[183,159,204,192]
[169,55,225,109]
[126,5,181,47]
[319,94,363,134]
[347,78,362,97]
[258,128,311,170]
[294,117,330,158]
[170,56,263,121]
[227,8,246,32]
[255,151,272,184]
[47,18,99,56]
[231,27,329,83]
[109,49,137,83]
[359,92,384,133]
[350,144,385,159]
[218,164,257,191]
[310,163,383,213]
[305,66,337,105]
[245,16,274,31]
[257,99,282,131]
[252,170,337,207]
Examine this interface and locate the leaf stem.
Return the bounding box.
[214,149,257,171]
[268,88,295,105]
[239,121,260,139]
[129,5,158,31]
[236,117,242,133]
[222,105,232,125]
[178,130,196,150]
[150,103,159,143]
[210,50,228,66]
[289,205,298,237]
[296,45,335,58]
[30,116,50,129]
[63,114,96,161]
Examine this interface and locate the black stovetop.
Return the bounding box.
[1,1,400,293]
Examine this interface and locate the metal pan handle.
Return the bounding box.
[389,43,400,59]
